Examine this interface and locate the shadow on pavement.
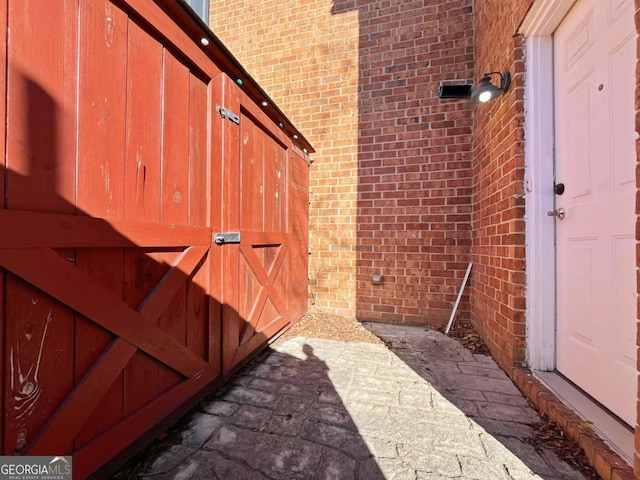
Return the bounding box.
[115,322,596,479]
[363,321,595,480]
[113,341,385,479]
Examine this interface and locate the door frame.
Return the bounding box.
[519,0,577,371]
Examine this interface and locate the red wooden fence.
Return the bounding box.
[0,1,312,477]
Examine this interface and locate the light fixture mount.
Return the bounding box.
[471,71,511,103]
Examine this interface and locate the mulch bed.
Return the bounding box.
[278,310,384,344]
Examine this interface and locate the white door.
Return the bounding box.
[554,0,637,425]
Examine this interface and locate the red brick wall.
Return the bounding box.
[209,0,474,324]
[475,0,640,473]
[354,1,474,324]
[471,0,533,371]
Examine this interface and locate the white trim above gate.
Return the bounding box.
[519,0,576,371]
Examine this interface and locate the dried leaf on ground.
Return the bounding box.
[527,420,600,480]
[434,321,491,356]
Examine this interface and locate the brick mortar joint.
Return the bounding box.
[511,367,633,479]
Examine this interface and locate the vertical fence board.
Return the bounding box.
[161,52,190,226]
[74,249,124,448]
[189,74,209,227]
[0,0,4,207]
[121,17,165,416]
[264,135,278,232]
[123,251,167,415]
[261,129,273,277]
[186,75,209,361]
[0,0,7,456]
[5,280,74,455]
[4,0,78,455]
[289,153,310,317]
[208,74,224,373]
[124,20,162,223]
[77,0,127,219]
[274,145,288,309]
[158,51,191,391]
[75,0,128,445]
[6,0,77,213]
[187,259,209,361]
[240,118,259,323]
[222,78,242,372]
[264,136,288,312]
[157,268,186,393]
[240,117,257,231]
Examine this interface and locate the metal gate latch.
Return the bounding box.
[216,105,240,125]
[214,232,241,245]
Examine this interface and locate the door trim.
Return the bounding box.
[519,0,577,370]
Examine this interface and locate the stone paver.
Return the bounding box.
[116,325,589,480]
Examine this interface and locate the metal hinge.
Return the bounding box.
[216,105,240,125]
[213,232,241,245]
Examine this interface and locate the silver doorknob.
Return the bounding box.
[547,208,565,220]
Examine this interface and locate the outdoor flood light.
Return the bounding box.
[471,71,511,103]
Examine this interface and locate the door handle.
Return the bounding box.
[547,208,565,220]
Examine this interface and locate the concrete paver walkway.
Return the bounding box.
[119,324,588,479]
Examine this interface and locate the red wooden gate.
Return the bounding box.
[220,84,300,371]
[0,1,312,477]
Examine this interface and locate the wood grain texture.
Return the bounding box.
[4,0,78,456]
[249,247,285,312]
[6,0,77,213]
[77,0,127,219]
[0,0,5,211]
[120,17,165,415]
[221,76,242,374]
[5,274,75,455]
[189,74,209,227]
[74,248,124,448]
[288,152,310,316]
[158,52,191,392]
[124,19,162,223]
[161,52,190,226]
[0,0,6,455]
[0,210,211,248]
[0,248,209,377]
[23,246,210,455]
[187,255,209,362]
[122,249,165,415]
[208,74,225,374]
